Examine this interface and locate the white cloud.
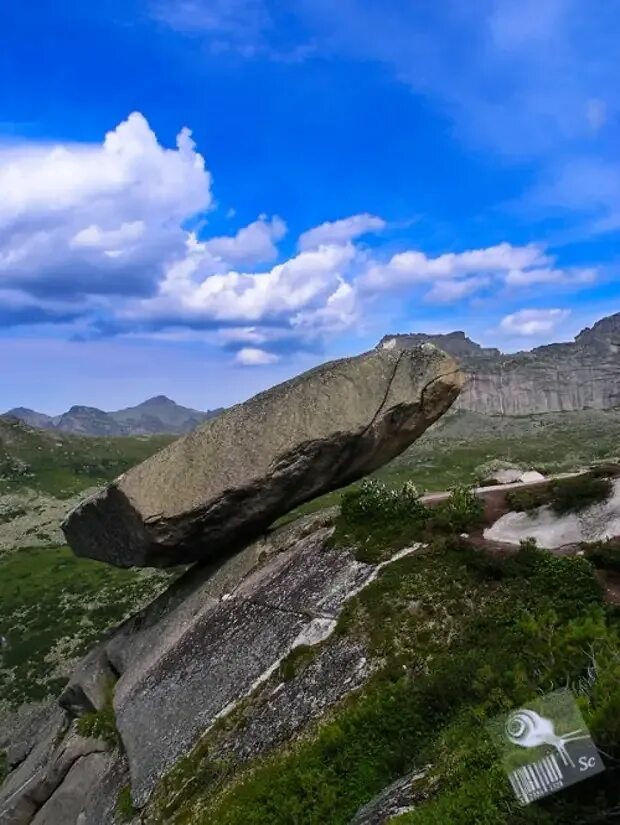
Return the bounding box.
[70,221,146,252]
[500,308,571,336]
[0,113,600,357]
[291,278,359,333]
[362,242,548,292]
[124,242,358,327]
[505,266,596,287]
[235,347,280,365]
[426,276,491,303]
[0,112,212,297]
[298,213,386,251]
[203,215,286,265]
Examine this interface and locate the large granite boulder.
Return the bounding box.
[62,345,462,567]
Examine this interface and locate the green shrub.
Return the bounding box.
[340,479,425,524]
[429,485,484,534]
[582,538,620,572]
[506,486,550,513]
[549,475,613,514]
[333,479,429,562]
[116,785,136,823]
[507,475,614,516]
[76,679,120,749]
[588,462,620,479]
[279,644,317,681]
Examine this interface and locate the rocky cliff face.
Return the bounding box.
[378,312,620,415]
[0,511,421,825]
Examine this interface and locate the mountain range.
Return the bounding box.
[3,396,223,437]
[378,311,620,415]
[4,312,619,435]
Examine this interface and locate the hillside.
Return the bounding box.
[378,311,620,415]
[0,416,174,499]
[0,419,178,713]
[4,396,223,437]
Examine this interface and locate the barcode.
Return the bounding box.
[508,753,564,805]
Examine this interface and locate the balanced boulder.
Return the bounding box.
[62,345,463,567]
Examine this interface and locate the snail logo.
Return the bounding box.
[505,708,589,768]
[490,690,604,806]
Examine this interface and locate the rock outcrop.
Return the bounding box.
[0,511,421,824]
[62,345,463,567]
[350,769,429,824]
[378,311,620,415]
[484,478,620,547]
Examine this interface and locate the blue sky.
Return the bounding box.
[0,0,618,413]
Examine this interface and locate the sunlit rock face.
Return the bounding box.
[62,345,462,568]
[377,312,620,416]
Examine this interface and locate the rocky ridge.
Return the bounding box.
[378,311,620,415]
[4,397,222,437]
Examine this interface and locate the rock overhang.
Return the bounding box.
[62,345,463,568]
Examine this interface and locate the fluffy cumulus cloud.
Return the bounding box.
[359,242,591,303]
[124,241,358,327]
[0,112,212,303]
[0,114,599,362]
[500,308,571,336]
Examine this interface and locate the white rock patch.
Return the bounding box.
[484,479,620,548]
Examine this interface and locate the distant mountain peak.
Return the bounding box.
[140,395,177,407]
[65,405,106,414]
[4,397,222,437]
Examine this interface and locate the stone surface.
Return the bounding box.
[59,646,118,716]
[2,703,57,772]
[62,345,462,567]
[520,470,546,483]
[116,518,374,806]
[209,637,375,768]
[0,710,67,825]
[75,755,131,825]
[492,469,523,485]
[378,311,620,416]
[484,479,620,547]
[30,753,112,825]
[0,716,106,825]
[1,513,428,823]
[349,770,428,824]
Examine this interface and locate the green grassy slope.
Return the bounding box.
[0,415,174,498]
[0,418,176,713]
[0,546,174,707]
[147,493,620,825]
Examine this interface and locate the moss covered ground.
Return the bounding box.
[0,546,174,708]
[143,481,620,825]
[0,416,173,499]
